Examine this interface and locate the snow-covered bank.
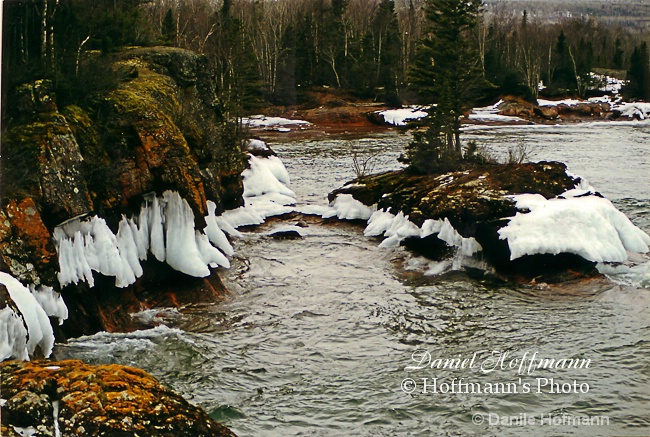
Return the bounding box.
[537,95,650,120]
[53,140,299,287]
[375,106,429,126]
[54,145,298,290]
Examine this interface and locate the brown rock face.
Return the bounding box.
[0,360,236,437]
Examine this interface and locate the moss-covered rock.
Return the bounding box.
[0,360,236,437]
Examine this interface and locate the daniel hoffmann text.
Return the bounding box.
[401,349,593,395]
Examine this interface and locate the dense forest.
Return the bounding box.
[2,0,650,121]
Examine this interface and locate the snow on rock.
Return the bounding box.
[498,193,650,263]
[0,272,55,360]
[377,106,428,126]
[616,102,650,120]
[243,155,295,198]
[377,212,421,248]
[243,115,310,130]
[247,138,270,151]
[54,191,234,289]
[325,194,376,220]
[537,98,583,107]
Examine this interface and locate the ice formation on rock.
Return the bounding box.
[54,191,232,288]
[0,272,55,360]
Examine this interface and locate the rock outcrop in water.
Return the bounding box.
[0,47,247,338]
[0,360,236,437]
[330,162,603,281]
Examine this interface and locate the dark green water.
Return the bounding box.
[56,123,650,436]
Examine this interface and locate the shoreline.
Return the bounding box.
[246,100,650,142]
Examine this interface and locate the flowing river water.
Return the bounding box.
[55,122,650,436]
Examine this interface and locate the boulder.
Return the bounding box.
[0,360,236,437]
[497,96,535,118]
[533,106,558,120]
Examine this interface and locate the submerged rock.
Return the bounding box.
[0,360,236,437]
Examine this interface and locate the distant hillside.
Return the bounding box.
[484,0,650,31]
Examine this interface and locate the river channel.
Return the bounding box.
[56,121,650,436]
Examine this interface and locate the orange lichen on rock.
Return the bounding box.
[0,197,58,286]
[1,359,236,437]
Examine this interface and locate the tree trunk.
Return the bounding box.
[75,35,90,76]
[41,0,48,67]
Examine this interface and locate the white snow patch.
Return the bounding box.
[243,154,294,198]
[0,272,55,361]
[377,212,421,248]
[325,194,376,220]
[499,194,650,262]
[297,204,337,217]
[247,138,270,151]
[616,102,650,120]
[589,73,626,94]
[12,426,37,437]
[377,106,428,126]
[218,153,297,231]
[243,115,310,129]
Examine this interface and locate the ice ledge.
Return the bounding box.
[54,191,233,289]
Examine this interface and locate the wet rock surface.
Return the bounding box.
[0,360,236,437]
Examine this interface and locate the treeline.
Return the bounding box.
[3,0,650,119]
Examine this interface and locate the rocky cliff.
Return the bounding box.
[1,47,248,339]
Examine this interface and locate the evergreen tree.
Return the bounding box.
[401,0,483,174]
[373,0,401,105]
[626,42,650,101]
[161,8,176,46]
[551,30,575,91]
[612,37,624,69]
